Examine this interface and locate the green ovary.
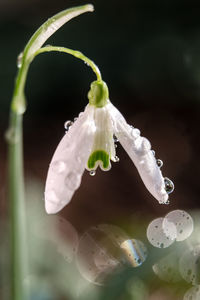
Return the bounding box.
[87,150,110,170]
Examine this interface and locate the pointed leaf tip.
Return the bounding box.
[23,4,95,61]
[85,4,94,12]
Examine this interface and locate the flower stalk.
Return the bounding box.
[7,112,28,300]
[7,4,94,299]
[34,46,102,82]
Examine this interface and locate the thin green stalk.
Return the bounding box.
[7,5,94,299]
[11,4,94,114]
[34,46,102,81]
[7,112,28,300]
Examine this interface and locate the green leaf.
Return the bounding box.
[24,4,94,62]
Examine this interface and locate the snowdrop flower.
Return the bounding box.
[45,80,174,214]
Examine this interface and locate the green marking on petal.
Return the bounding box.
[87,150,110,170]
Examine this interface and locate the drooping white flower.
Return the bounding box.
[45,81,174,214]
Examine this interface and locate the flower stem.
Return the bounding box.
[7,112,29,300]
[6,5,95,299]
[34,45,102,82]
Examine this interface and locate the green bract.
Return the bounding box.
[88,80,109,108]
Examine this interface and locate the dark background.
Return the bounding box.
[0,0,199,232]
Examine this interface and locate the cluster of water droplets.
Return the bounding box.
[113,134,120,163]
[152,149,174,196]
[147,210,194,249]
[64,120,74,132]
[76,224,147,285]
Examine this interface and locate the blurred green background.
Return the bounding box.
[1,0,200,299]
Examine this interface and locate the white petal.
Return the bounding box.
[86,106,115,171]
[45,105,95,214]
[107,102,169,203]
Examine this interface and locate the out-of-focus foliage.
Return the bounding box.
[1,179,200,299]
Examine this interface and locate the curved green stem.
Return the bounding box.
[34,46,102,82]
[10,4,94,115]
[7,4,94,300]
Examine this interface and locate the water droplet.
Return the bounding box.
[45,190,59,204]
[64,120,73,131]
[152,150,155,156]
[114,156,120,162]
[90,170,96,176]
[141,138,151,152]
[5,127,19,144]
[115,144,118,148]
[17,52,23,68]
[113,135,119,142]
[131,128,141,139]
[51,161,66,174]
[65,171,81,190]
[156,159,163,168]
[77,156,82,164]
[164,177,174,194]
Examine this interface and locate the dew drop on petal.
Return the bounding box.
[64,120,73,131]
[183,285,200,300]
[113,135,119,142]
[45,190,60,204]
[114,156,120,162]
[90,170,96,176]
[164,177,174,194]
[64,171,81,191]
[141,137,151,151]
[152,150,155,156]
[120,239,147,267]
[165,210,193,241]
[146,218,175,248]
[51,161,66,174]
[77,156,82,164]
[131,128,141,139]
[156,159,163,168]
